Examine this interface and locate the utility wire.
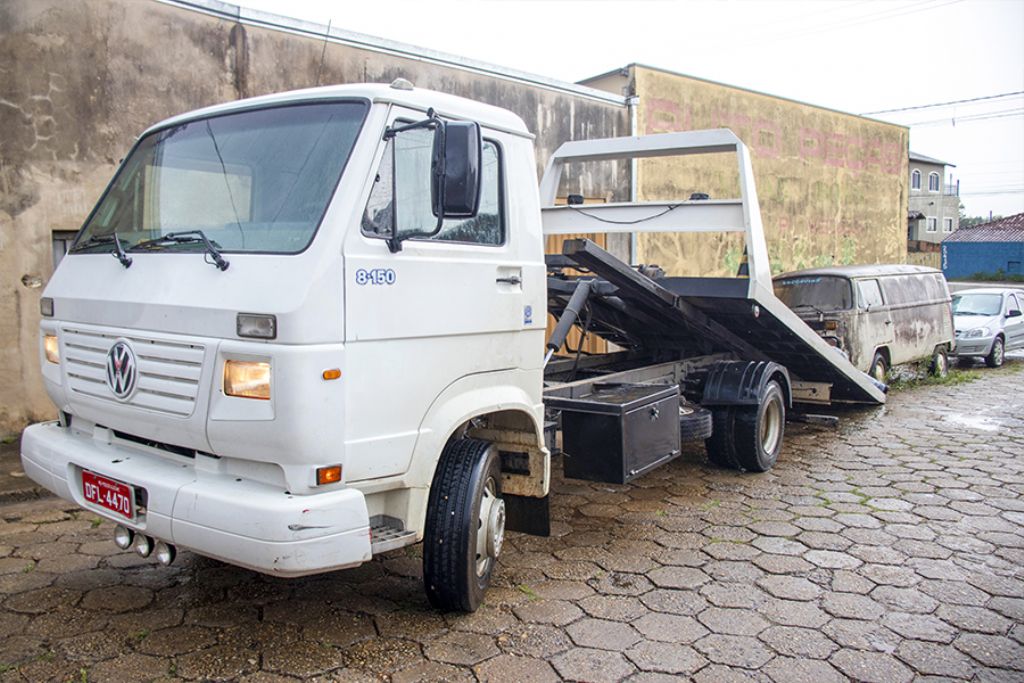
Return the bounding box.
[862,90,1024,115]
[908,110,1024,127]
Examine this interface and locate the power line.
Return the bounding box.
[863,90,1024,115]
[908,109,1024,127]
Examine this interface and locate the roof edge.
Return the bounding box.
[157,0,628,107]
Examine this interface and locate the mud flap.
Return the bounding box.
[504,494,550,537]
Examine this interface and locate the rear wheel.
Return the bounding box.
[985,336,1005,368]
[733,380,786,472]
[423,438,504,612]
[680,404,713,442]
[869,352,888,384]
[929,347,949,378]
[705,408,737,468]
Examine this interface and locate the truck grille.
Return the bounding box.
[62,328,205,417]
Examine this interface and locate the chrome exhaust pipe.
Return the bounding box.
[154,541,176,566]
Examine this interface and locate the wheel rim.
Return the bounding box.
[760,396,783,455]
[994,340,1004,365]
[475,476,504,577]
[936,353,947,376]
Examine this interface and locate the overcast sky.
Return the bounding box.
[232,0,1023,218]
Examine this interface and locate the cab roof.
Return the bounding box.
[144,82,532,139]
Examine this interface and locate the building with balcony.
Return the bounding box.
[908,151,960,244]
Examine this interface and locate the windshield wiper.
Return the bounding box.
[792,303,828,317]
[72,233,132,268]
[132,230,230,271]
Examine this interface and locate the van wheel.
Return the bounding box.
[929,347,949,378]
[705,408,738,469]
[985,336,1005,368]
[869,352,888,383]
[423,438,504,613]
[733,380,786,472]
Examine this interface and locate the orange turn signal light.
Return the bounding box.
[316,465,342,486]
[322,368,341,381]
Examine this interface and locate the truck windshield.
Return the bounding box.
[74,101,367,255]
[774,276,853,311]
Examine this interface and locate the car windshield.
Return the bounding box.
[773,275,852,311]
[952,293,1003,316]
[74,101,367,254]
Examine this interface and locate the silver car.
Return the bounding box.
[952,288,1024,367]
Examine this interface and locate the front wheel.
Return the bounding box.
[423,438,505,612]
[733,380,786,472]
[869,352,888,384]
[929,347,949,378]
[985,337,1005,368]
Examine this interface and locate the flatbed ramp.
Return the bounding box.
[548,239,885,405]
[539,129,885,406]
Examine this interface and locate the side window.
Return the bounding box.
[1007,294,1021,316]
[362,126,504,246]
[857,279,883,308]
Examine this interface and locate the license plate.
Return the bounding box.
[82,470,134,519]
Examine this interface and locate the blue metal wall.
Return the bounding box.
[942,241,1024,280]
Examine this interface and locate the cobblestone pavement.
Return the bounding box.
[0,361,1022,682]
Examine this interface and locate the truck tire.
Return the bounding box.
[732,380,785,472]
[423,438,505,612]
[985,336,1005,368]
[680,404,713,442]
[705,408,738,469]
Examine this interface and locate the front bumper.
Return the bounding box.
[21,422,372,577]
[952,335,995,357]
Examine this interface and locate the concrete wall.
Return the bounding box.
[0,0,630,432]
[627,66,909,278]
[942,242,1024,280]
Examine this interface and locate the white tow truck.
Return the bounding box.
[22,81,883,612]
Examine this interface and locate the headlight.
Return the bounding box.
[223,360,271,400]
[44,335,60,364]
[965,327,989,339]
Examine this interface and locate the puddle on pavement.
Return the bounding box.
[942,412,1004,432]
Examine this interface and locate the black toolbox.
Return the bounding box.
[546,383,681,485]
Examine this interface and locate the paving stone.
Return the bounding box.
[566,618,641,650]
[758,625,837,659]
[496,623,572,659]
[762,657,846,683]
[895,639,977,678]
[551,647,635,683]
[625,640,707,675]
[513,599,584,626]
[423,631,499,666]
[694,633,773,668]
[89,653,170,682]
[474,653,559,682]
[646,566,709,589]
[821,592,885,620]
[936,604,1013,634]
[954,633,1024,670]
[392,660,474,683]
[756,575,821,601]
[697,607,769,636]
[830,649,914,683]
[135,625,218,656]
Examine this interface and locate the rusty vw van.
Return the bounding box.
[773,265,955,382]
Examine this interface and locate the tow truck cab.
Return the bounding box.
[22,82,550,610]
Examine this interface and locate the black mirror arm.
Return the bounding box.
[383,109,446,253]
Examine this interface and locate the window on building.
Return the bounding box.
[926,217,937,232]
[52,230,80,270]
[911,169,921,190]
[943,218,953,232]
[928,172,940,192]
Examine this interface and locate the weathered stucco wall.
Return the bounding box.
[0,0,629,432]
[632,66,909,277]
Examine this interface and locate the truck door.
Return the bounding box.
[855,278,893,366]
[342,110,533,482]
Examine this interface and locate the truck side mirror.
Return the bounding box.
[431,120,482,219]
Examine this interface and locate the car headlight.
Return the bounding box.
[965,327,989,339]
[44,334,60,364]
[223,360,271,400]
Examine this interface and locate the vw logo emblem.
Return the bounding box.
[106,340,138,400]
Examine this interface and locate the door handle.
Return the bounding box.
[496,275,522,285]
[884,320,892,325]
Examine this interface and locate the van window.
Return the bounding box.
[879,274,931,306]
[857,280,884,308]
[773,276,852,311]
